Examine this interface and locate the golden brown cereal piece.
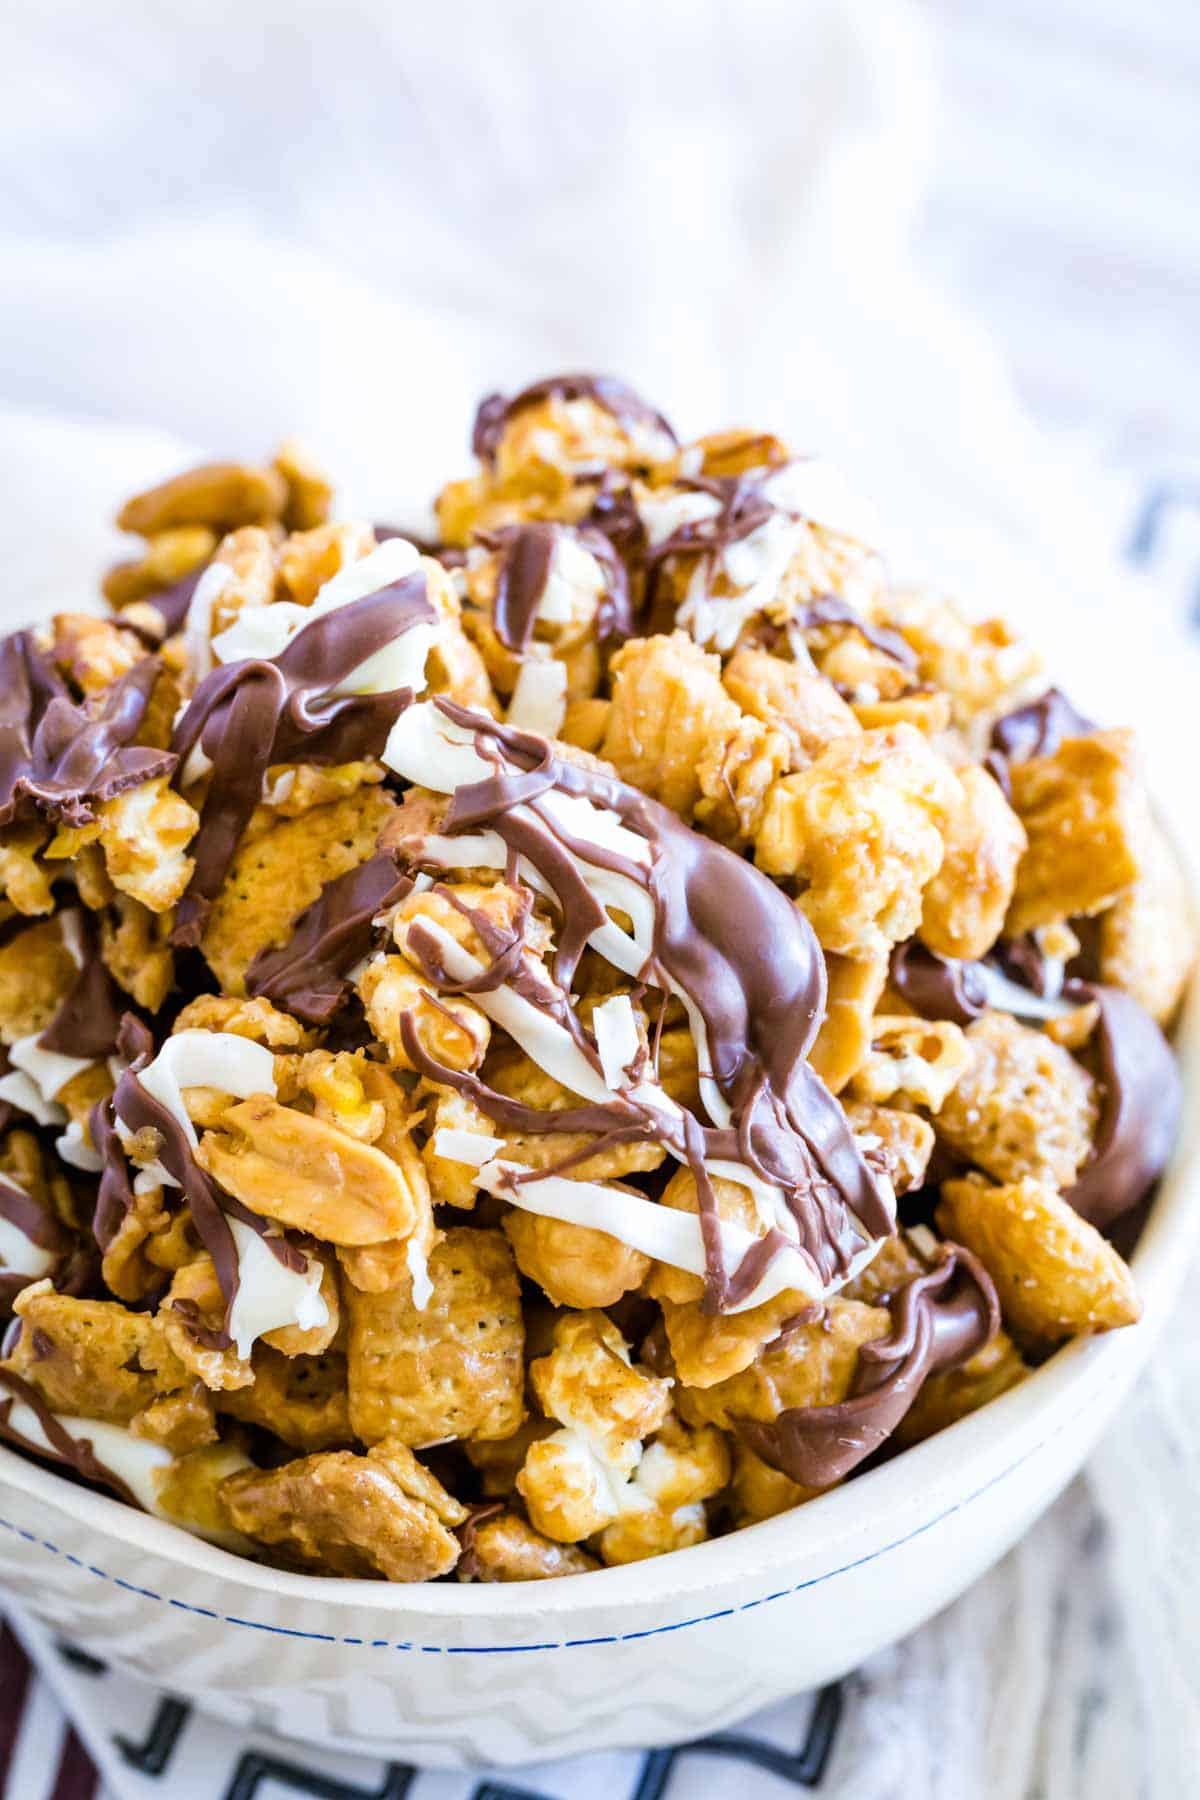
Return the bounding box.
[601,633,740,818]
[262,1248,341,1359]
[5,1282,184,1424]
[52,613,144,693]
[695,715,791,846]
[100,895,175,1012]
[936,1012,1098,1189]
[847,1015,971,1112]
[422,561,498,714]
[517,1313,672,1542]
[1098,817,1196,1025]
[488,392,673,487]
[677,1299,889,1433]
[265,760,385,817]
[0,825,56,916]
[156,1442,252,1543]
[421,1084,496,1208]
[852,691,953,737]
[347,1227,524,1448]
[0,916,76,1041]
[756,725,959,956]
[200,785,397,992]
[460,1511,598,1581]
[938,1176,1140,1341]
[1007,731,1148,935]
[805,950,892,1087]
[465,1417,556,1497]
[358,953,490,1074]
[102,526,218,608]
[221,1440,465,1581]
[117,461,287,537]
[657,1024,702,1112]
[130,1383,218,1454]
[838,1232,928,1306]
[842,1103,935,1198]
[884,588,1044,733]
[920,765,1026,960]
[688,429,791,477]
[203,526,278,634]
[503,1210,651,1310]
[99,1184,178,1303]
[161,1257,253,1393]
[597,1418,730,1566]
[273,438,336,533]
[561,696,611,754]
[529,1312,671,1467]
[722,647,861,765]
[277,521,374,606]
[197,1097,421,1246]
[174,993,313,1048]
[729,1443,821,1525]
[72,776,199,913]
[283,1048,385,1142]
[660,1290,813,1390]
[218,1349,352,1453]
[893,1328,1028,1447]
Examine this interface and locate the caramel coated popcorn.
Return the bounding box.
[0,371,1189,1584]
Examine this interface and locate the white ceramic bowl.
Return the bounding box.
[1,981,1196,1768]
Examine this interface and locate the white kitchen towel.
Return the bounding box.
[0,2,1198,1795]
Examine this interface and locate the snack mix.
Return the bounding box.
[0,374,1192,1584]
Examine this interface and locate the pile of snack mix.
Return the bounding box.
[0,373,1190,1582]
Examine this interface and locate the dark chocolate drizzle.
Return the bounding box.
[0,1175,72,1259]
[89,1089,136,1254]
[986,687,1095,794]
[105,1015,240,1338]
[890,934,1182,1237]
[471,374,677,466]
[1064,981,1182,1233]
[147,564,208,638]
[480,522,632,652]
[0,635,174,829]
[791,594,917,672]
[169,575,434,946]
[0,1365,145,1509]
[738,1245,999,1488]
[245,851,411,1024]
[37,909,124,1060]
[392,700,892,1306]
[888,941,988,1026]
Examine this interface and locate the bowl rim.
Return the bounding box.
[2,982,1196,1628]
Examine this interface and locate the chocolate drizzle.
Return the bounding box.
[246,851,411,1024]
[738,1245,1000,1488]
[791,595,917,672]
[105,1015,240,1338]
[170,575,434,945]
[481,522,632,651]
[0,635,174,829]
[394,700,892,1305]
[471,374,677,466]
[888,941,988,1026]
[0,1365,145,1509]
[986,687,1095,794]
[37,910,124,1060]
[0,1176,72,1258]
[889,936,1181,1237]
[1064,981,1182,1233]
